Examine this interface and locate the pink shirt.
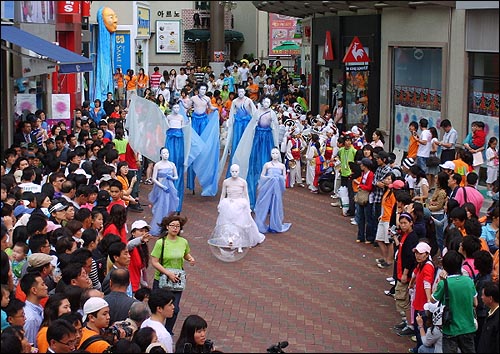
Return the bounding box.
[454,186,484,217]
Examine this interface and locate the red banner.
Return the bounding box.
[57,1,81,15]
[81,1,91,17]
[323,31,334,61]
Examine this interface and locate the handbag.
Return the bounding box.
[158,237,186,292]
[354,188,370,206]
[426,154,441,167]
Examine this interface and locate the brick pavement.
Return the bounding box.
[131,181,417,353]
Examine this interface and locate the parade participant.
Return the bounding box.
[285,127,306,188]
[254,148,291,234]
[219,88,256,178]
[187,83,220,197]
[149,148,179,237]
[216,164,265,247]
[233,97,279,209]
[165,103,190,213]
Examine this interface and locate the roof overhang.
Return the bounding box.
[252,1,456,18]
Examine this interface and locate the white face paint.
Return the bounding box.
[262,98,271,109]
[172,104,180,114]
[199,86,207,96]
[161,148,169,160]
[230,164,240,178]
[238,88,245,99]
[271,149,280,160]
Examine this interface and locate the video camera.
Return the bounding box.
[103,321,133,341]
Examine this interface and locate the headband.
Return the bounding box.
[399,212,413,223]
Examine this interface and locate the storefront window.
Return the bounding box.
[318,66,330,116]
[392,47,443,151]
[467,52,499,150]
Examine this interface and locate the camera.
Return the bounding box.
[103,321,133,341]
[202,339,214,353]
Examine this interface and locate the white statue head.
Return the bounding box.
[199,85,207,96]
[172,104,180,114]
[262,98,271,109]
[237,88,245,99]
[230,164,240,178]
[271,147,280,161]
[160,147,169,161]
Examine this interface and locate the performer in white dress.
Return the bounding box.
[215,164,265,247]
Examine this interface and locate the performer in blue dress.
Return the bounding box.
[233,97,279,209]
[149,148,179,236]
[254,147,292,233]
[165,103,190,213]
[219,88,256,178]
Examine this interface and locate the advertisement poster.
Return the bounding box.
[16,94,37,116]
[156,20,180,54]
[114,31,131,72]
[16,1,55,23]
[393,105,441,151]
[137,6,150,38]
[48,94,71,129]
[269,13,301,56]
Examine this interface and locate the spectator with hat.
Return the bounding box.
[48,200,69,226]
[128,220,152,292]
[78,297,113,352]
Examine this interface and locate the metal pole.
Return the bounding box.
[210,1,225,68]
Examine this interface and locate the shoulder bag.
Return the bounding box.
[426,153,441,167]
[158,237,186,292]
[354,188,370,206]
[440,278,453,326]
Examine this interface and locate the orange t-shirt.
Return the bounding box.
[114,73,124,88]
[79,327,111,352]
[37,327,49,353]
[460,230,490,252]
[381,189,396,222]
[247,83,260,102]
[453,159,471,187]
[125,75,138,90]
[407,135,418,159]
[137,74,149,89]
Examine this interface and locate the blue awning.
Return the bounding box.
[1,25,93,74]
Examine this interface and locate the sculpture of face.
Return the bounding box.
[160,148,169,161]
[262,98,271,109]
[102,7,118,33]
[230,164,240,178]
[199,86,207,96]
[172,104,180,114]
[238,88,245,99]
[271,148,280,161]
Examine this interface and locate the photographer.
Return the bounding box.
[175,314,215,353]
[79,297,132,352]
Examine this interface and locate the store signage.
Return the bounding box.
[137,6,151,38]
[57,1,80,15]
[114,31,131,73]
[82,1,91,17]
[323,31,334,61]
[343,36,370,64]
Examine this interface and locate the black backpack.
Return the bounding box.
[79,335,114,353]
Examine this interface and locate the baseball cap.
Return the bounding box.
[13,205,33,218]
[28,253,55,268]
[413,242,431,254]
[49,202,69,214]
[359,158,373,168]
[389,180,405,190]
[402,157,415,170]
[82,298,109,322]
[131,220,151,232]
[439,161,455,170]
[90,128,99,135]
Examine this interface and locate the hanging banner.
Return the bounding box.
[82,1,91,17]
[269,13,301,56]
[48,93,71,129]
[16,93,37,116]
[323,31,334,61]
[114,31,131,72]
[137,6,150,38]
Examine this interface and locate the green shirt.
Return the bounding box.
[151,236,190,281]
[338,146,356,177]
[432,275,477,336]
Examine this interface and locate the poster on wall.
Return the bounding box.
[16,94,37,116]
[156,20,180,54]
[393,105,441,151]
[269,13,301,56]
[48,94,71,129]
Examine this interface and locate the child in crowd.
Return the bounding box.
[485,137,498,197]
[106,179,127,213]
[10,242,29,286]
[463,121,486,174]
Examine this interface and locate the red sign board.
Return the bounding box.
[82,1,91,17]
[57,1,81,15]
[323,31,334,61]
[342,36,370,63]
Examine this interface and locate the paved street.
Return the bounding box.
[132,177,414,353]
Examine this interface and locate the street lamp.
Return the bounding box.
[218,1,237,11]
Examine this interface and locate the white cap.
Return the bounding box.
[131,220,151,231]
[82,298,109,322]
[413,242,431,254]
[439,161,455,170]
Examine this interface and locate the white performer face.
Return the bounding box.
[230,164,240,178]
[238,88,245,99]
[271,148,280,161]
[199,86,207,96]
[172,104,180,114]
[161,148,169,160]
[262,98,271,109]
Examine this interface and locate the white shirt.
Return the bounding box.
[140,318,173,353]
[238,67,250,82]
[176,74,188,90]
[18,182,42,194]
[417,129,432,158]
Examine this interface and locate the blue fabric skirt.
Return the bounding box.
[166,128,184,212]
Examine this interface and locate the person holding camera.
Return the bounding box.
[175,314,215,353]
[79,297,113,352]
